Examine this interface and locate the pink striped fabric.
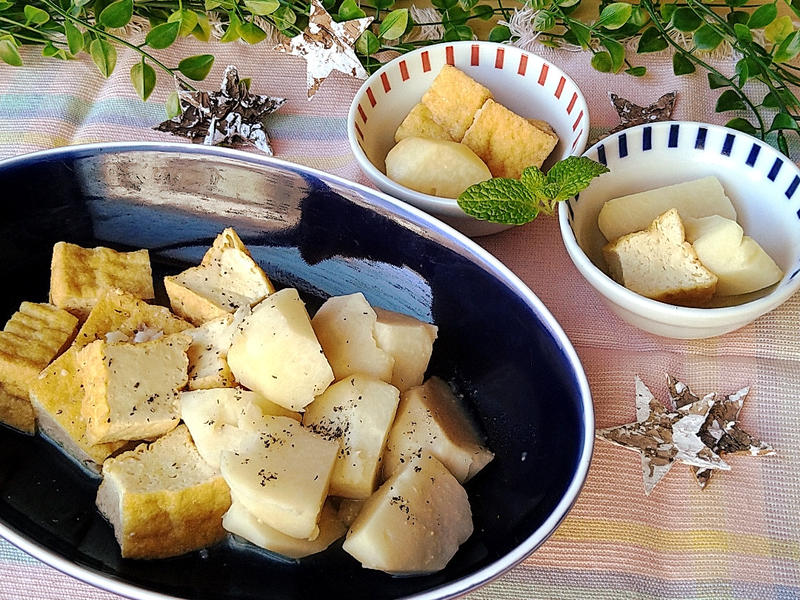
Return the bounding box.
[1,35,800,600]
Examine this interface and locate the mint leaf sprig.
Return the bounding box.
[457,156,609,226]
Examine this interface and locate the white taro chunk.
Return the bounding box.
[342,454,473,574]
[227,288,334,412]
[180,388,300,470]
[383,377,494,483]
[223,499,346,559]
[373,307,438,392]
[219,416,338,540]
[303,375,400,499]
[311,293,394,382]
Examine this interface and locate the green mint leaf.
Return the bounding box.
[542,156,610,208]
[457,179,539,225]
[520,166,546,191]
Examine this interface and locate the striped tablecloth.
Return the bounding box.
[2,33,800,600]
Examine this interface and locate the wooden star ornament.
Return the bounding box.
[596,376,730,495]
[274,0,373,99]
[155,65,285,155]
[667,375,776,489]
[608,91,677,134]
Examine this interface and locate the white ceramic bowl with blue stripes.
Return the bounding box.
[558,121,800,339]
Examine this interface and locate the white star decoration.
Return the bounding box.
[274,0,373,99]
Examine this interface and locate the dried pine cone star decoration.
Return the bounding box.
[155,65,286,155]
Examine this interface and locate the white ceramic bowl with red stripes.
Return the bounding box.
[347,41,590,237]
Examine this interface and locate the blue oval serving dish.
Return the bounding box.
[0,143,593,600]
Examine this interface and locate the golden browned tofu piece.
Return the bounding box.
[164,229,274,326]
[421,65,492,142]
[50,242,155,319]
[73,289,191,350]
[0,302,78,399]
[394,103,453,143]
[0,383,35,434]
[79,334,191,445]
[29,348,127,472]
[462,99,559,179]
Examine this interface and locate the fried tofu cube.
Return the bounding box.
[73,289,191,350]
[29,348,127,472]
[0,302,78,399]
[0,383,35,434]
[461,99,559,179]
[421,65,492,142]
[50,242,154,319]
[96,425,231,559]
[394,103,454,143]
[165,229,275,326]
[78,334,192,444]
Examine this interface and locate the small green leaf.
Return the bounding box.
[748,2,777,28]
[472,4,494,19]
[272,6,296,30]
[629,6,649,27]
[239,21,266,44]
[374,0,394,8]
[89,38,116,78]
[762,88,799,109]
[671,7,702,31]
[532,10,555,31]
[178,54,214,80]
[724,0,748,6]
[205,0,221,9]
[98,0,132,28]
[694,24,723,50]
[726,10,749,25]
[165,91,181,118]
[568,21,592,48]
[379,8,408,39]
[708,72,729,89]
[24,4,49,24]
[0,2,13,10]
[591,51,613,72]
[168,9,198,36]
[733,22,752,43]
[220,11,241,42]
[557,0,580,7]
[768,112,799,132]
[191,12,212,41]
[765,15,792,43]
[637,26,668,52]
[625,65,647,76]
[130,60,156,101]
[244,0,279,14]
[443,25,473,41]
[0,38,22,66]
[355,30,380,55]
[601,38,625,72]
[672,52,695,75]
[597,2,632,29]
[725,117,757,135]
[488,24,511,42]
[543,157,609,205]
[41,42,60,57]
[338,0,366,20]
[442,6,469,26]
[145,21,179,48]
[778,130,790,156]
[774,30,800,63]
[64,20,83,54]
[520,166,546,191]
[458,179,539,225]
[715,89,746,112]
[734,58,749,87]
[660,2,677,21]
